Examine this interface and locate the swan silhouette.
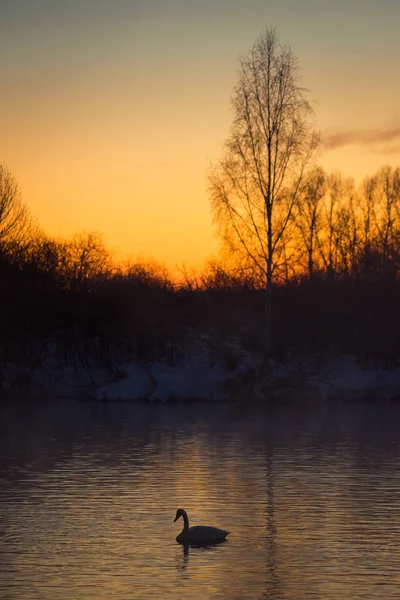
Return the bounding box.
[173,508,230,545]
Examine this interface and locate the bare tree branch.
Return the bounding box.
[208,27,318,350]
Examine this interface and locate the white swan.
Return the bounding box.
[173,508,230,545]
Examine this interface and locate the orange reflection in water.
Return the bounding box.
[1,402,400,599]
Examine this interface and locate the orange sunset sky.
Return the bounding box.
[1,0,400,270]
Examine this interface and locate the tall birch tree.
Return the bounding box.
[209,27,318,351]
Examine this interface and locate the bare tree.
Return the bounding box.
[360,175,377,250]
[375,166,400,259]
[296,167,326,278]
[357,167,400,277]
[332,176,359,275]
[63,231,111,291]
[26,234,68,288]
[0,164,31,249]
[315,172,353,276]
[209,27,318,351]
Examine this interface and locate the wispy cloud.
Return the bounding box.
[324,126,400,152]
[379,144,400,156]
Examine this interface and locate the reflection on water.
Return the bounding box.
[1,399,400,599]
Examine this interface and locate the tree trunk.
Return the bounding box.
[265,255,273,355]
[264,195,273,354]
[265,280,272,355]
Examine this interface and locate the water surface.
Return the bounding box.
[1,398,400,599]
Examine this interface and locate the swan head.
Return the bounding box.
[174,508,186,522]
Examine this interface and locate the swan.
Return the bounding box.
[173,508,230,545]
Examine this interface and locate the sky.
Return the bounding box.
[1,0,400,270]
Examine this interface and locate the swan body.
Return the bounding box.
[173,508,230,545]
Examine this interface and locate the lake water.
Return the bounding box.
[1,398,400,599]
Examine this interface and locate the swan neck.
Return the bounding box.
[182,512,189,531]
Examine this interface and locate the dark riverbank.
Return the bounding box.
[1,352,399,404]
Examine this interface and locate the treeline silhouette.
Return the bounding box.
[0,164,400,375]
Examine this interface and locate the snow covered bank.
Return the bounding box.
[0,352,248,403]
[249,354,400,403]
[94,361,232,402]
[310,355,400,401]
[0,353,399,403]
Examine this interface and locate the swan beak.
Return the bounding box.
[173,515,179,522]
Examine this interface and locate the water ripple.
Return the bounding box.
[1,400,400,599]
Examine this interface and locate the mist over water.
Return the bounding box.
[1,399,400,599]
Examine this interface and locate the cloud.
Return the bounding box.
[324,127,400,152]
[378,144,400,156]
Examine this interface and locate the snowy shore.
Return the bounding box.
[1,352,399,403]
